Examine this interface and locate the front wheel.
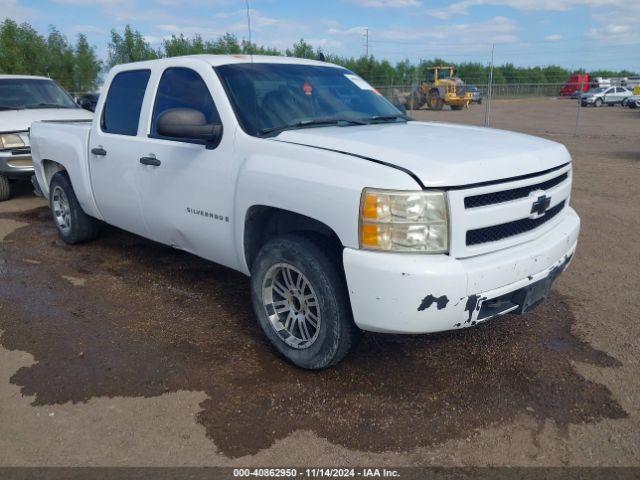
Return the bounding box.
[426,93,444,111]
[49,172,100,244]
[621,98,628,107]
[250,234,358,369]
[594,98,603,107]
[0,175,10,202]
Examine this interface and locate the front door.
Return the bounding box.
[90,69,152,237]
[135,65,237,268]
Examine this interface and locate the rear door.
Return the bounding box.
[603,87,617,104]
[90,69,152,236]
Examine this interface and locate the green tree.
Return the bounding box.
[206,33,242,54]
[73,34,101,92]
[285,39,316,59]
[46,26,75,89]
[107,25,158,67]
[163,34,205,57]
[0,19,48,75]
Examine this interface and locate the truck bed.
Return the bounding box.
[30,120,99,218]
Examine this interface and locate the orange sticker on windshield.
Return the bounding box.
[303,81,313,96]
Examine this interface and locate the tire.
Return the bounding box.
[250,234,359,369]
[478,98,482,104]
[49,171,100,244]
[426,93,444,111]
[621,98,628,107]
[0,175,10,202]
[594,98,603,107]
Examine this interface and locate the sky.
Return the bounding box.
[3,0,639,72]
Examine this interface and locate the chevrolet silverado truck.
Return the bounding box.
[0,75,93,201]
[30,56,580,369]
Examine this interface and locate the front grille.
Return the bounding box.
[464,172,568,209]
[466,200,566,246]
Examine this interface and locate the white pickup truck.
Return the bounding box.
[30,55,580,369]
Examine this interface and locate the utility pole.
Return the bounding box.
[364,28,369,59]
[484,43,495,127]
[364,28,370,80]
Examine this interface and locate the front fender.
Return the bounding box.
[233,139,420,274]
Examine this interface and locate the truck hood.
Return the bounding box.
[275,121,571,188]
[0,108,93,134]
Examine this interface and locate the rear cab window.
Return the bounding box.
[101,70,151,136]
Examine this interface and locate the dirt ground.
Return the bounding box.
[0,98,639,467]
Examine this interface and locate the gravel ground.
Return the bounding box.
[0,98,638,467]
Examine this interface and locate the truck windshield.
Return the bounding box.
[215,63,404,137]
[0,78,78,110]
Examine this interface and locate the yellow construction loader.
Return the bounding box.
[407,66,474,111]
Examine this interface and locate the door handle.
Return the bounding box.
[91,147,107,156]
[139,156,161,167]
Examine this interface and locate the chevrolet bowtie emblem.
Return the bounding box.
[530,194,551,217]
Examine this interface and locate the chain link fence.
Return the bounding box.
[372,78,639,136]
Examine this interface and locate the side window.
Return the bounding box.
[151,68,220,138]
[101,70,151,136]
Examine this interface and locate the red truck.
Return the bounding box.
[559,74,590,97]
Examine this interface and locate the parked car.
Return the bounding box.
[467,85,482,104]
[0,75,93,201]
[626,95,640,109]
[76,93,99,112]
[581,86,633,107]
[30,56,580,369]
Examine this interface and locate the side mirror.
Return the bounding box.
[157,108,222,148]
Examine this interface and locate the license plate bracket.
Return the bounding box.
[520,276,554,313]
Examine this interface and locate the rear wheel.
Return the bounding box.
[250,234,358,369]
[0,175,10,202]
[49,172,100,244]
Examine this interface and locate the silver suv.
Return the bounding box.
[581,86,633,107]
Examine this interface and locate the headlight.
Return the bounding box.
[0,133,26,150]
[359,188,448,253]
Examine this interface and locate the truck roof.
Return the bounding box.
[111,54,343,70]
[0,74,53,80]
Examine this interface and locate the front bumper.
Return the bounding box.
[0,149,34,178]
[343,207,580,334]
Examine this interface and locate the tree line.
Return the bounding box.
[1,19,637,93]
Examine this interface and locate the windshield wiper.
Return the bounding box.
[25,103,73,109]
[259,118,367,137]
[362,114,409,123]
[0,106,23,111]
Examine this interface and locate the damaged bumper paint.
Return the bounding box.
[343,207,580,334]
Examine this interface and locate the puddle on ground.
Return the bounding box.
[0,207,626,457]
